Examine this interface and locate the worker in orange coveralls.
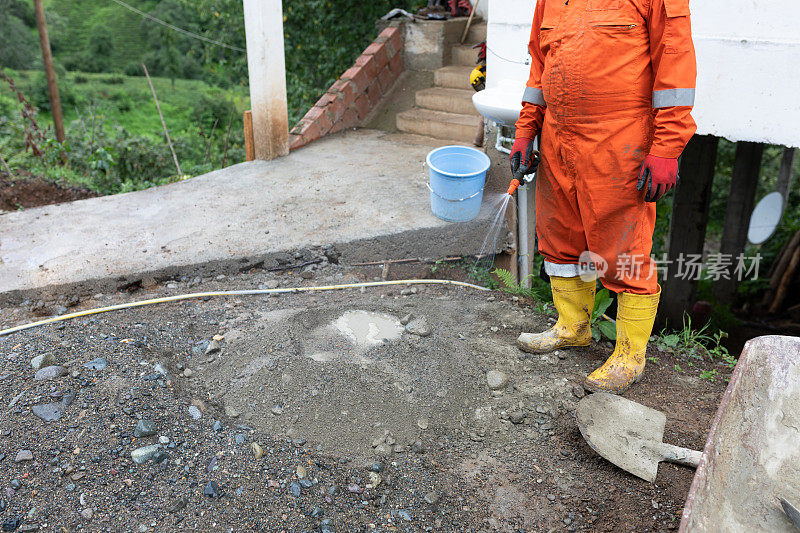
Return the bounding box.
[510,0,696,393]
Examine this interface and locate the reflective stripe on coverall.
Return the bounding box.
[515,0,697,294]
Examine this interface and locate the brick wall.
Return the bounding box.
[289,26,404,150]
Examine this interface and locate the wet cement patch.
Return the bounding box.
[193,296,509,459]
[332,310,403,348]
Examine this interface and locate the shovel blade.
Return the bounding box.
[781,498,800,530]
[576,393,667,483]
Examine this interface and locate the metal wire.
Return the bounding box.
[425,182,485,202]
[486,46,530,65]
[108,0,245,52]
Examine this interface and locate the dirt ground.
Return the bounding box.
[0,176,97,212]
[0,259,731,532]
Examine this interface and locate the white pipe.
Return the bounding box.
[517,183,530,287]
[516,136,539,288]
[488,121,534,287]
[495,123,513,154]
[0,279,489,337]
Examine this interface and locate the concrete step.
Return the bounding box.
[396,107,482,142]
[434,65,474,90]
[451,43,479,66]
[415,87,479,116]
[467,22,487,43]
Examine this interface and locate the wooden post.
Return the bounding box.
[243,110,255,162]
[242,0,290,160]
[33,0,65,144]
[777,147,796,215]
[713,141,764,306]
[659,135,719,327]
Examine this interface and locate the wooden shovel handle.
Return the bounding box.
[660,442,702,468]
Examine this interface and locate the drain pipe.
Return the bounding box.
[516,137,539,288]
[493,121,535,287]
[494,123,514,155]
[517,182,531,287]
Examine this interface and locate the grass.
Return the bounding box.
[655,313,732,363]
[1,69,251,193]
[654,312,737,382]
[10,70,249,140]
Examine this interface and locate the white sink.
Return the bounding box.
[472,79,525,125]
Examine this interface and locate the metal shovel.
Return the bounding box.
[780,497,800,530]
[576,392,702,483]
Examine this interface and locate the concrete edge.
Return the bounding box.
[0,218,512,306]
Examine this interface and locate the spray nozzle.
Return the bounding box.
[506,168,530,195]
[506,178,520,195]
[506,151,539,195]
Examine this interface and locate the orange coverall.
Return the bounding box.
[515,0,697,294]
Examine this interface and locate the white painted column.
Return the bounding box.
[243,0,290,160]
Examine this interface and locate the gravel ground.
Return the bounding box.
[0,258,730,532]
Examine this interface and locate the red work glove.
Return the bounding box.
[636,154,679,202]
[510,136,538,176]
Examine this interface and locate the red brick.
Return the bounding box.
[381,28,403,57]
[330,79,349,94]
[379,26,400,41]
[330,120,345,134]
[354,54,379,79]
[364,42,383,55]
[315,92,336,108]
[303,106,325,122]
[333,80,356,107]
[354,94,370,120]
[315,110,334,136]
[301,121,323,143]
[363,42,389,69]
[388,53,404,78]
[325,96,347,122]
[290,119,311,136]
[377,67,394,93]
[289,134,308,151]
[341,65,371,94]
[341,107,359,129]
[366,81,382,107]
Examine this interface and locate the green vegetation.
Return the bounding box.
[491,255,553,303]
[1,69,248,193]
[654,312,736,380]
[492,267,616,341]
[656,313,731,362]
[590,289,617,342]
[1,0,423,194]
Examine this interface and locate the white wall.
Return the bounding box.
[486,0,535,91]
[487,0,800,147]
[470,0,489,20]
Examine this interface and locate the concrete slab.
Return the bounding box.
[0,129,510,303]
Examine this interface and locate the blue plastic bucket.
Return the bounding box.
[426,145,491,222]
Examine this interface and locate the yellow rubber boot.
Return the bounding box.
[584,288,661,394]
[517,276,596,354]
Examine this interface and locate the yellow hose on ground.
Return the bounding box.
[0,279,490,337]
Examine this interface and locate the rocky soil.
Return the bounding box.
[0,259,730,532]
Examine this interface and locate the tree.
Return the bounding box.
[0,0,38,69]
